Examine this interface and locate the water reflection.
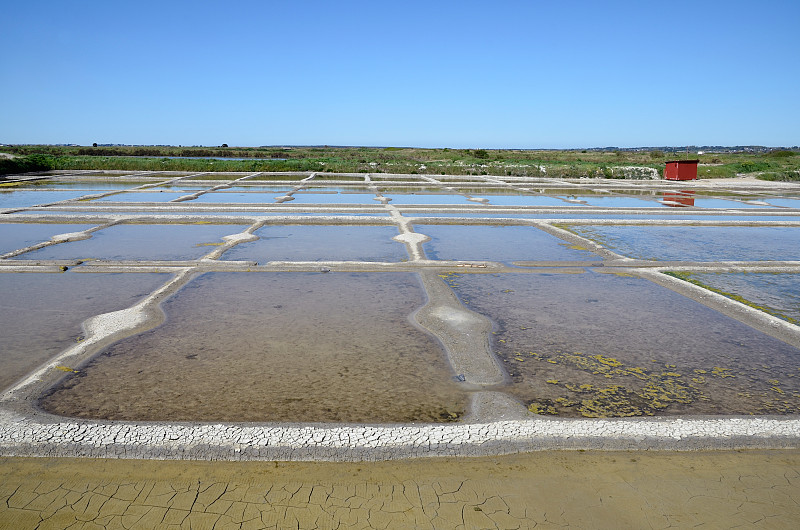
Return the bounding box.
[662,191,695,207]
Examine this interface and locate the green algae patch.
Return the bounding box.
[527,351,699,417]
[528,401,558,415]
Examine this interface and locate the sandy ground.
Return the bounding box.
[1,450,799,528]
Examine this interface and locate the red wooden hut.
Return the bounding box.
[664,159,699,180]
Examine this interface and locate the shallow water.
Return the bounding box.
[683,272,800,324]
[190,192,284,203]
[149,184,214,191]
[416,225,599,262]
[0,272,169,391]
[91,191,189,202]
[569,196,662,208]
[403,212,800,221]
[442,271,800,416]
[766,198,800,208]
[17,224,244,261]
[0,190,96,209]
[305,175,366,182]
[223,185,293,192]
[40,272,467,423]
[288,192,381,204]
[299,186,376,193]
[222,225,408,263]
[571,225,800,261]
[691,198,775,209]
[0,223,96,255]
[482,195,576,206]
[381,194,473,205]
[16,181,150,191]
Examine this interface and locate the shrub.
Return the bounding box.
[766,150,796,158]
[757,171,800,182]
[0,154,56,176]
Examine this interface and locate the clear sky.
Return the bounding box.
[2,0,798,149]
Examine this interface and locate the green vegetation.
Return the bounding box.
[663,271,798,325]
[0,154,57,176]
[2,145,798,180]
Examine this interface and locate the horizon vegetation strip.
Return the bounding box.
[2,146,798,180]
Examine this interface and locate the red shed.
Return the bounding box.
[664,159,699,180]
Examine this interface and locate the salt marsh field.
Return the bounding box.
[2,170,800,524]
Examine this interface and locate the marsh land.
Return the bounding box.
[2,144,799,181]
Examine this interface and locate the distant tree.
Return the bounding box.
[221,143,229,148]
[473,149,489,159]
[767,150,796,158]
[92,142,98,147]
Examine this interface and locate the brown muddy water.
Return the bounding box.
[40,272,467,423]
[0,272,170,391]
[441,270,800,417]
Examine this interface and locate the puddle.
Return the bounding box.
[416,225,598,262]
[671,271,800,324]
[17,224,244,261]
[40,272,467,423]
[0,191,97,209]
[222,225,408,263]
[0,223,96,255]
[442,271,800,416]
[0,272,169,391]
[570,225,800,261]
[91,192,189,202]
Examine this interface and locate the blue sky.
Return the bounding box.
[2,1,798,148]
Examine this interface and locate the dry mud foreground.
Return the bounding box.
[2,450,799,528]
